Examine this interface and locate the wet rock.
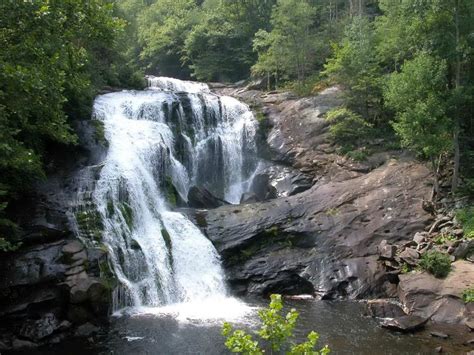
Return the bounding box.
[398,261,474,324]
[12,338,37,350]
[255,165,313,197]
[430,331,449,339]
[57,320,72,331]
[381,315,428,332]
[434,346,443,353]
[62,240,84,255]
[250,174,278,201]
[0,340,9,351]
[466,320,474,331]
[367,299,406,318]
[70,278,95,304]
[399,248,420,266]
[240,192,259,204]
[74,322,100,337]
[187,186,229,209]
[19,313,59,341]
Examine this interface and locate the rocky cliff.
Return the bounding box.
[0,121,115,350]
[201,84,473,329]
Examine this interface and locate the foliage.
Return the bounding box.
[456,207,474,239]
[324,16,382,121]
[252,0,317,86]
[0,0,141,248]
[419,251,451,278]
[462,288,474,303]
[400,263,410,274]
[222,294,330,355]
[434,234,458,245]
[384,53,452,161]
[184,0,275,82]
[137,0,198,78]
[325,108,373,146]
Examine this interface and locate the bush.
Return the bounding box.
[462,288,474,303]
[456,207,474,239]
[419,251,451,278]
[325,108,373,146]
[222,294,330,355]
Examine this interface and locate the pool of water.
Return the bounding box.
[16,298,472,355]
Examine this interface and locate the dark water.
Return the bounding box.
[17,299,472,355]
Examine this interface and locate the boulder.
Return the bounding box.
[62,240,84,255]
[250,174,276,201]
[12,338,37,350]
[19,313,59,341]
[398,261,474,324]
[381,315,428,332]
[367,299,406,318]
[379,240,397,259]
[187,186,229,209]
[74,322,100,337]
[240,192,259,204]
[413,232,427,245]
[399,248,420,266]
[453,240,474,259]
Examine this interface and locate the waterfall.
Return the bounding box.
[80,77,257,311]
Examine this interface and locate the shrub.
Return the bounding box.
[419,251,451,278]
[462,288,474,303]
[325,108,373,146]
[456,207,474,239]
[222,294,330,355]
[346,148,369,162]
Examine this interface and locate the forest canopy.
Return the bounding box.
[1,0,474,249]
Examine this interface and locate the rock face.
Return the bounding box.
[200,159,431,298]
[398,261,474,324]
[0,120,114,349]
[187,186,229,209]
[199,86,433,300]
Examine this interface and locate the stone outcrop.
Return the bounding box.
[0,120,115,350]
[398,261,474,324]
[199,158,432,298]
[187,186,230,209]
[204,83,433,301]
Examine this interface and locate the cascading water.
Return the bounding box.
[81,77,258,312]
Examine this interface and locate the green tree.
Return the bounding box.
[222,294,330,354]
[384,53,452,194]
[137,0,199,78]
[0,0,134,249]
[252,0,317,85]
[376,0,474,192]
[184,0,275,81]
[323,16,382,121]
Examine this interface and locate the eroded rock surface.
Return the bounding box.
[398,261,474,324]
[198,86,435,300]
[201,158,432,298]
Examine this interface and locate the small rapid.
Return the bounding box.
[78,77,258,313]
